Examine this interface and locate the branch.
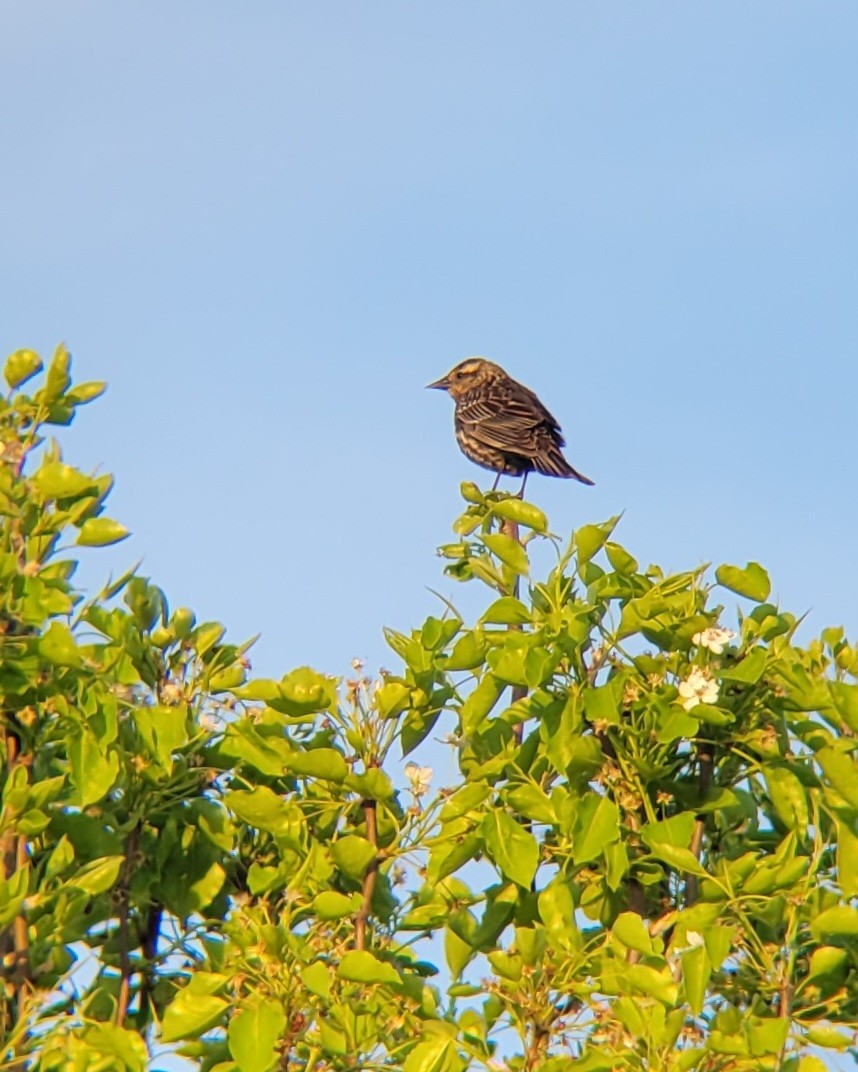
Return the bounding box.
[354,799,379,951]
[137,902,163,1025]
[685,743,713,905]
[524,1021,550,1071]
[1,727,31,1018]
[498,517,528,743]
[115,825,139,1027]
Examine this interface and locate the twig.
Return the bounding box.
[354,799,379,951]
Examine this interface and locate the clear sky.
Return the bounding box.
[2,2,857,680]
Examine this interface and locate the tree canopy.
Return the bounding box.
[1,346,857,1072]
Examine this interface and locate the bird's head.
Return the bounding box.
[426,357,500,399]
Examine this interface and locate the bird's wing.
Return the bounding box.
[457,381,567,452]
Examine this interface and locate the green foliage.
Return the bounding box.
[2,346,858,1070]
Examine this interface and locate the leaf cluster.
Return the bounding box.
[1,349,857,1072]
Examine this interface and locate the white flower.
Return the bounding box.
[404,762,433,798]
[160,681,183,706]
[678,667,719,711]
[692,627,736,655]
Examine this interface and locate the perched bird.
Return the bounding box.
[427,357,594,493]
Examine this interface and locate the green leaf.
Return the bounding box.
[796,1058,828,1072]
[483,533,529,574]
[403,1034,465,1072]
[818,747,858,810]
[837,820,858,896]
[803,1025,852,1050]
[67,380,107,404]
[228,1000,287,1072]
[811,905,858,939]
[77,517,130,546]
[806,945,848,983]
[605,541,638,574]
[45,835,75,880]
[301,960,333,998]
[4,349,43,389]
[506,784,556,824]
[77,1024,147,1072]
[282,748,348,782]
[444,630,488,671]
[338,950,401,986]
[573,795,620,863]
[460,481,485,504]
[459,674,505,735]
[482,811,539,888]
[746,1016,788,1056]
[830,682,858,732]
[428,833,482,884]
[69,855,124,895]
[491,497,548,533]
[719,647,766,684]
[331,835,376,880]
[480,597,531,625]
[161,989,229,1043]
[312,891,356,920]
[225,787,298,837]
[32,460,96,501]
[715,562,771,602]
[655,708,699,744]
[40,621,82,667]
[622,965,678,1005]
[375,680,411,717]
[575,518,619,565]
[613,911,652,954]
[538,881,578,949]
[42,342,72,403]
[70,733,120,807]
[764,767,808,835]
[682,944,711,1015]
[642,814,706,875]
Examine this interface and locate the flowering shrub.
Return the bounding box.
[1,346,858,1071]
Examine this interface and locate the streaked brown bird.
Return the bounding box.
[427,357,594,494]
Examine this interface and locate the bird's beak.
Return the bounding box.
[426,376,450,391]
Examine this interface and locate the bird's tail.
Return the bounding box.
[536,448,595,486]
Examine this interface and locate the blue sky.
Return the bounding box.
[3,6,858,1070]
[2,1,857,681]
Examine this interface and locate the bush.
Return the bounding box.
[1,346,857,1071]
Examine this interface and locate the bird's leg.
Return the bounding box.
[491,472,501,492]
[518,472,529,499]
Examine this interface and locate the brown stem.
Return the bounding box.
[354,800,379,951]
[1,728,31,1017]
[779,978,792,1019]
[499,517,528,744]
[115,826,139,1027]
[686,744,713,905]
[524,1022,550,1071]
[137,902,162,1025]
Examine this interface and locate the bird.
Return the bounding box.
[427,357,594,494]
